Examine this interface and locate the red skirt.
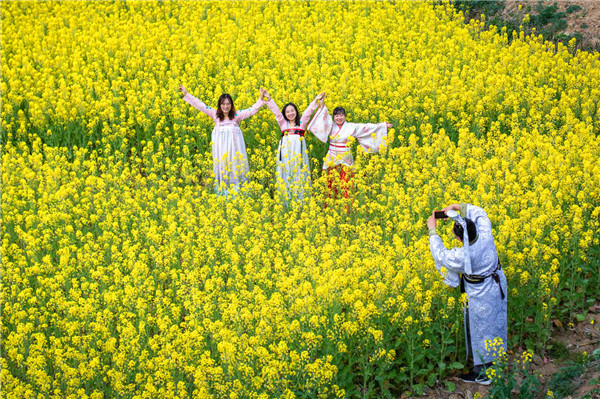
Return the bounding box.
[327,164,354,199]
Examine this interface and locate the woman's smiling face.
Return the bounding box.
[220,98,232,114]
[334,112,346,125]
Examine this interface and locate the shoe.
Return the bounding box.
[459,371,491,386]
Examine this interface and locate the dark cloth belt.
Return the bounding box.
[460,260,505,300]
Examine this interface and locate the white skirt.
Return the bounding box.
[211,125,249,194]
[276,134,311,202]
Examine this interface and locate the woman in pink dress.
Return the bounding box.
[261,88,325,202]
[178,85,265,196]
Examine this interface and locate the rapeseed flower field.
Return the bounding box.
[1,1,599,397]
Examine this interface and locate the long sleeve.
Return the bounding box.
[266,98,287,129]
[307,104,333,143]
[234,98,265,122]
[183,93,217,121]
[429,235,464,287]
[351,122,388,153]
[298,98,320,129]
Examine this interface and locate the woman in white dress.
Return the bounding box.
[261,88,324,202]
[179,85,265,196]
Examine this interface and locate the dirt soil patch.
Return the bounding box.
[506,0,600,49]
[415,302,600,398]
[461,0,600,52]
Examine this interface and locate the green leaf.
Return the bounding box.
[451,361,464,369]
[413,384,424,396]
[438,362,447,372]
[445,381,456,392]
[427,373,438,387]
[575,313,586,322]
[414,352,425,362]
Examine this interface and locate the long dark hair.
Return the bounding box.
[453,218,477,244]
[282,103,300,126]
[216,94,236,121]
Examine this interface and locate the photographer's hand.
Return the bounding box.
[427,212,437,230]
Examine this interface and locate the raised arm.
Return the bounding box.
[262,90,286,129]
[351,121,390,153]
[298,92,325,128]
[307,104,333,143]
[234,90,266,122]
[179,85,217,120]
[427,211,461,286]
[430,236,468,275]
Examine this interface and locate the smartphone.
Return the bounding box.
[434,211,447,219]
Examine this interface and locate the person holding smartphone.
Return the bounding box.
[427,204,507,385]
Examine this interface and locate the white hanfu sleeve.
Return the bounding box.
[352,122,388,153]
[307,104,333,143]
[299,97,320,129]
[429,235,464,287]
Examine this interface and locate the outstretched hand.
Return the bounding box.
[386,122,394,129]
[178,85,188,96]
[316,92,325,101]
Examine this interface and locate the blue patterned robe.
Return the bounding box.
[429,204,508,366]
